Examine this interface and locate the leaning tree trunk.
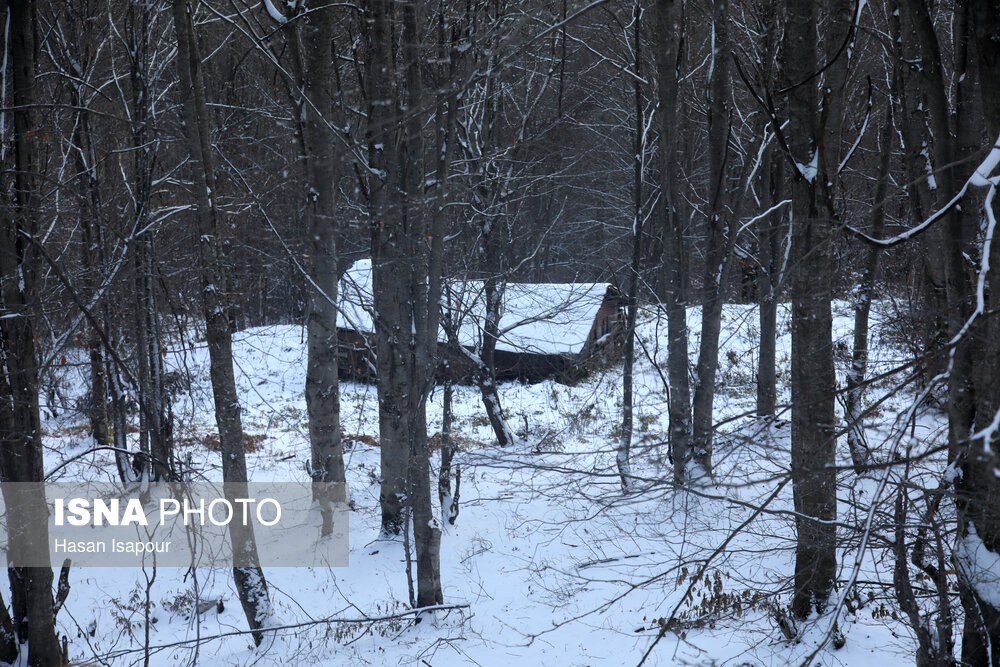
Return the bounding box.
[0,2,61,663]
[300,0,346,536]
[170,0,271,644]
[477,273,515,449]
[654,0,692,482]
[782,0,839,620]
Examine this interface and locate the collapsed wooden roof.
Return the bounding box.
[337,259,622,357]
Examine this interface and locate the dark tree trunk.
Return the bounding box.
[782,0,838,620]
[170,0,271,644]
[896,0,949,386]
[958,3,1000,663]
[0,2,61,664]
[61,0,113,461]
[619,0,644,492]
[432,9,461,525]
[69,86,111,460]
[654,0,692,482]
[756,152,782,418]
[844,103,893,472]
[690,0,732,478]
[366,0,408,536]
[755,1,782,419]
[365,0,443,606]
[125,0,171,483]
[399,0,443,609]
[300,0,346,535]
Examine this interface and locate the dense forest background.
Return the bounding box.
[3,0,1000,665]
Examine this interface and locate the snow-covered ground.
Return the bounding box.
[38,302,939,666]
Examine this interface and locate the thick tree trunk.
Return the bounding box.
[366,0,409,536]
[654,0,692,482]
[170,0,271,644]
[0,2,61,663]
[300,0,346,536]
[896,0,948,385]
[399,0,443,608]
[365,0,443,606]
[782,0,838,620]
[958,4,1000,662]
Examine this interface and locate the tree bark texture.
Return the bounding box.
[170,0,271,644]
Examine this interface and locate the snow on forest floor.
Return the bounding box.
[38,301,939,666]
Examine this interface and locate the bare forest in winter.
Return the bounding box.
[2,0,1000,665]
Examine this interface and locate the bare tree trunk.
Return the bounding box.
[299,0,346,536]
[69,91,111,460]
[782,0,838,620]
[756,151,782,417]
[654,0,692,482]
[619,0,644,492]
[365,0,443,605]
[438,362,459,524]
[61,0,114,459]
[432,7,461,525]
[0,588,15,665]
[366,0,408,536]
[755,2,782,419]
[896,0,948,385]
[892,485,954,665]
[141,240,172,480]
[133,239,171,480]
[126,0,171,482]
[477,274,515,449]
[400,0,443,609]
[822,0,853,176]
[957,4,1000,662]
[0,2,61,663]
[170,0,271,644]
[844,103,893,472]
[690,0,732,478]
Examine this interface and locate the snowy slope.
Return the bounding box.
[36,301,930,666]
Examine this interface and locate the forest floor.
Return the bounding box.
[38,301,939,666]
